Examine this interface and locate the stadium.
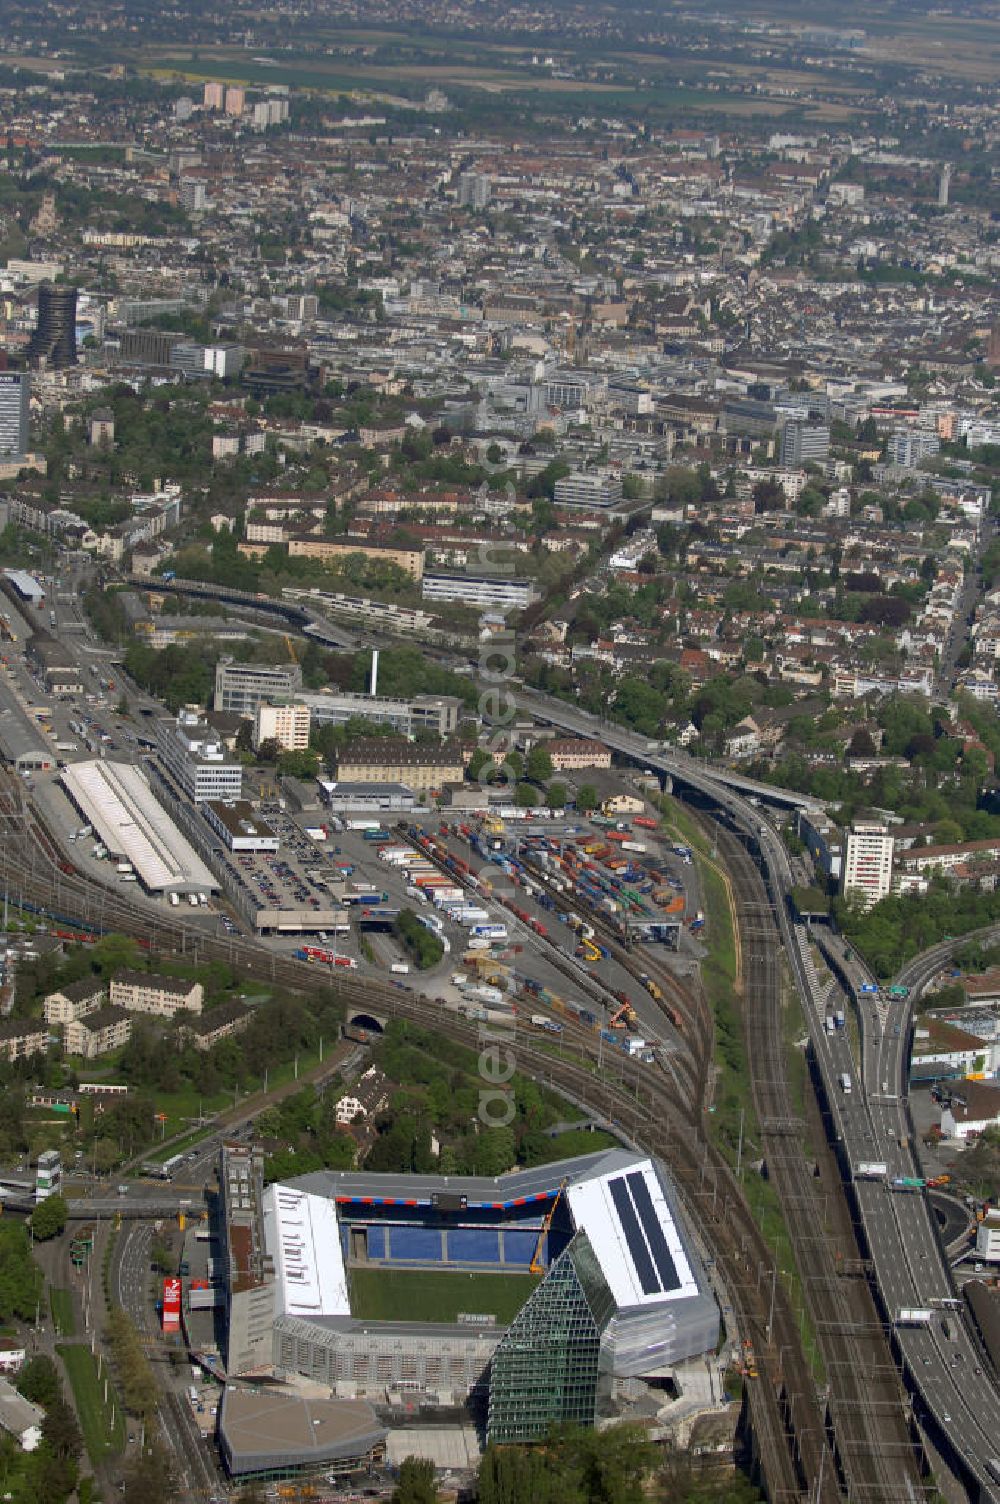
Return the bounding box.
[219,1142,718,1478]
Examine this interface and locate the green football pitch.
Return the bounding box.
[349,1266,540,1325]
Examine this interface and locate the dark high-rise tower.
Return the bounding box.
[27,283,77,368]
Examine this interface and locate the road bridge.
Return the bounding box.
[511,688,825,814]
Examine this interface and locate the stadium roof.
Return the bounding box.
[288,1149,702,1319]
[219,1388,385,1477]
[262,1183,349,1320]
[566,1157,697,1307]
[60,760,217,893]
[291,1150,616,1210]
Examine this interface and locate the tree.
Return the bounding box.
[122,1436,175,1504]
[17,1355,61,1409]
[42,1393,82,1466]
[278,748,320,780]
[150,1237,173,1272]
[847,728,877,757]
[525,744,553,783]
[576,783,598,813]
[467,747,494,781]
[546,782,567,810]
[391,1456,438,1504]
[30,1194,67,1241]
[514,782,538,808]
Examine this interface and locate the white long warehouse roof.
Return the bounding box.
[60,760,217,894]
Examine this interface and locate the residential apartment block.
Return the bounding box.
[65,1006,132,1059]
[254,701,311,751]
[43,976,107,1025]
[545,738,612,773]
[0,1019,48,1062]
[180,1000,253,1052]
[287,538,424,582]
[110,971,204,1018]
[841,822,894,908]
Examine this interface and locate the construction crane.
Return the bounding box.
[284,634,297,663]
[530,1180,567,1274]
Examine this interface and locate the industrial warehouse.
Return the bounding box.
[218,1143,718,1480]
[60,759,218,897]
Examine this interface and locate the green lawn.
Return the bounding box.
[49,1287,75,1337]
[349,1267,540,1326]
[57,1343,126,1462]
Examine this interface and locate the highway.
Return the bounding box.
[512,685,1000,1494]
[810,934,1000,1498]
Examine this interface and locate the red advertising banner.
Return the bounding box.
[162,1276,181,1332]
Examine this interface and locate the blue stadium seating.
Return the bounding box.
[387,1226,444,1262]
[448,1229,500,1264]
[365,1225,387,1260]
[502,1229,543,1266]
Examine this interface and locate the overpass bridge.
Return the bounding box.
[125,574,356,649]
[512,688,825,814]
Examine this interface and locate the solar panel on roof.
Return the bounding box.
[626,1171,680,1293]
[608,1176,659,1296]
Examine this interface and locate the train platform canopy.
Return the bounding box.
[60,760,217,895]
[2,570,44,605]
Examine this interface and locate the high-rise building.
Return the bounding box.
[203,81,224,110]
[938,162,952,208]
[179,179,206,213]
[224,86,246,117]
[842,822,894,908]
[780,420,829,469]
[0,373,30,460]
[253,701,310,752]
[26,283,77,369]
[886,429,940,468]
[458,171,491,209]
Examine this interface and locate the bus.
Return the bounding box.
[144,1153,185,1180]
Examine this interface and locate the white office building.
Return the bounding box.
[301,691,461,738]
[553,472,624,510]
[214,658,303,715]
[421,573,539,611]
[841,821,894,908]
[158,710,243,804]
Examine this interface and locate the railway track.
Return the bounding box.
[707,814,922,1504]
[0,778,831,1499]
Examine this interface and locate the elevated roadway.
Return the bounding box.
[808,930,1000,1499]
[511,688,825,813]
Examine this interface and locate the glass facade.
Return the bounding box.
[487,1232,615,1443]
